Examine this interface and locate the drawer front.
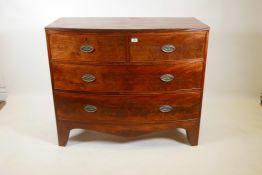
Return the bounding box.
[54,92,201,123]
[51,61,203,92]
[130,31,207,62]
[48,33,126,62]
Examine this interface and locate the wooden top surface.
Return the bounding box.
[45,17,209,31]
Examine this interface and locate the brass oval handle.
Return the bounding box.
[160,105,173,113]
[82,74,96,82]
[161,44,176,53]
[80,44,94,53]
[84,105,97,112]
[160,74,174,82]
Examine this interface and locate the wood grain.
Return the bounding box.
[45,17,209,32]
[56,118,200,146]
[45,17,210,146]
[54,91,201,123]
[48,33,126,62]
[130,31,207,62]
[51,61,203,92]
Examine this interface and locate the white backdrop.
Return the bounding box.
[0,0,261,98]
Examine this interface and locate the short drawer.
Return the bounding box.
[48,33,126,62]
[129,31,207,62]
[51,61,203,92]
[54,91,201,123]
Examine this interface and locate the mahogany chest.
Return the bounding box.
[45,17,209,146]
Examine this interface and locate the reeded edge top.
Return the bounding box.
[45,17,210,32]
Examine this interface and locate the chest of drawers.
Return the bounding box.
[45,17,209,146]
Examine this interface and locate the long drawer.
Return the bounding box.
[51,61,203,92]
[54,91,201,123]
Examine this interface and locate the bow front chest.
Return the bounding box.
[45,17,209,146]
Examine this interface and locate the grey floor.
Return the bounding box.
[0,94,262,175]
